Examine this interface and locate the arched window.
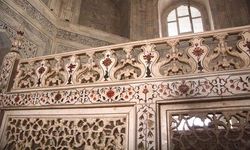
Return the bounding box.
[167,5,204,36]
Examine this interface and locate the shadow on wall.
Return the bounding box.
[0,32,11,66]
[79,0,130,38]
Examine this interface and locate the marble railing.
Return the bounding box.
[1,26,250,150]
[7,25,250,92]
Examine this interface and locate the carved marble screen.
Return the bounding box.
[0,106,135,150]
[159,99,250,150]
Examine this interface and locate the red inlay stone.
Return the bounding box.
[102,58,112,67]
[14,95,20,102]
[107,89,115,98]
[38,67,45,74]
[55,93,62,101]
[178,84,189,94]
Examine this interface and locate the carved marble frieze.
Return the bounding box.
[204,34,250,71]
[56,29,111,47]
[1,71,250,107]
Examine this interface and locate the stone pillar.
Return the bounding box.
[0,25,22,93]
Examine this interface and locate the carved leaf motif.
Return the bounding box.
[112,46,144,80]
[205,34,249,71]
[237,31,250,67]
[137,105,155,150]
[14,62,38,89]
[155,40,196,76]
[75,53,102,84]
[44,58,67,87]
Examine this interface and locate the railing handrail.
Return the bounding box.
[19,25,250,63]
[7,25,250,93]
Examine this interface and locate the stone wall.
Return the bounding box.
[0,31,11,66]
[248,0,250,9]
[38,0,250,41]
[43,0,159,40]
[79,0,130,37]
[130,0,159,40]
[0,0,129,57]
[209,0,250,29]
[46,0,82,24]
[119,0,130,38]
[1,0,250,58]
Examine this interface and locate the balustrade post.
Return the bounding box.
[0,50,21,93]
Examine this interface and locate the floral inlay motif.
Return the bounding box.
[67,63,77,73]
[178,83,190,94]
[143,53,154,63]
[106,89,115,98]
[55,93,62,101]
[103,57,112,67]
[192,44,204,58]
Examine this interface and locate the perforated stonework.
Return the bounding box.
[4,117,127,149]
[170,110,250,150]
